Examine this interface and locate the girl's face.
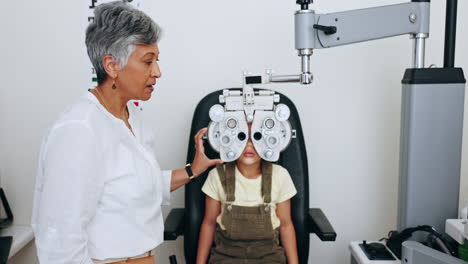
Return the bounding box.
[237,127,262,166]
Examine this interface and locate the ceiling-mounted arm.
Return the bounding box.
[269,1,430,84]
[297,2,429,49]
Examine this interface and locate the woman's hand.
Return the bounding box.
[170,128,222,191]
[191,128,223,176]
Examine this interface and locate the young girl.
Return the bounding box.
[196,129,299,264]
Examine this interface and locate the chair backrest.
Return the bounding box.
[184,89,310,264]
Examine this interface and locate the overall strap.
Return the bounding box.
[216,162,236,202]
[261,160,273,204]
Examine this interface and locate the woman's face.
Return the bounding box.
[116,44,161,101]
[237,126,262,167]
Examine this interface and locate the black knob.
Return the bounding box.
[313,24,337,35]
[296,0,312,10]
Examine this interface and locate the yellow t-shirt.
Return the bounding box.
[202,164,297,230]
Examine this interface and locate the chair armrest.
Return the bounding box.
[307,208,336,241]
[164,208,185,240]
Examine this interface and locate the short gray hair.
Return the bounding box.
[86,1,161,84]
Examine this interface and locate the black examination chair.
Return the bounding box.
[164,89,336,264]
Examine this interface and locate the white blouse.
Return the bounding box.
[32,92,172,263]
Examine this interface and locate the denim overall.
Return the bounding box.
[208,161,286,264]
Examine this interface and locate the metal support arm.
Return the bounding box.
[271,2,431,84]
[295,2,430,49]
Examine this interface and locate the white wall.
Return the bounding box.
[1,0,467,263]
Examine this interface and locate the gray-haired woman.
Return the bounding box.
[31,2,222,264]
